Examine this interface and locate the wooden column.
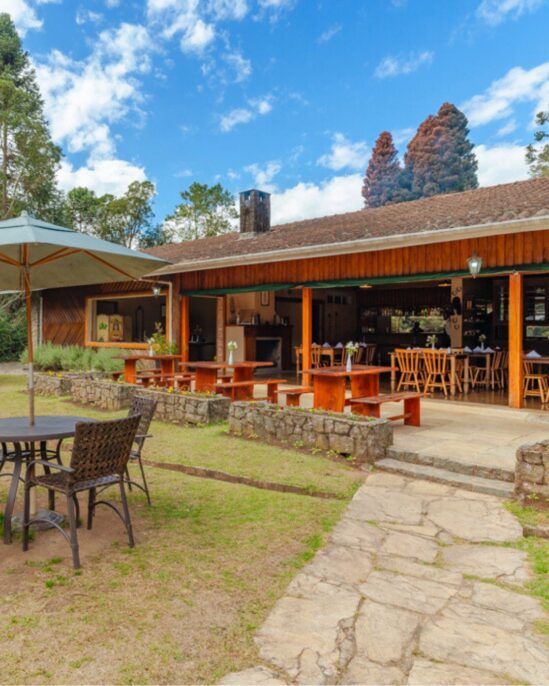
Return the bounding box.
[180,295,190,362]
[302,287,312,386]
[216,296,226,362]
[508,272,524,409]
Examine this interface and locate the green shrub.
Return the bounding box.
[21,343,123,373]
[0,313,27,361]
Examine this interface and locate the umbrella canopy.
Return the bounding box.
[0,212,170,424]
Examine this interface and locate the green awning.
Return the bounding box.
[180,262,549,296]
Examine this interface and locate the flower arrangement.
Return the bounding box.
[478,333,487,350]
[345,341,359,371]
[427,334,438,349]
[147,322,177,356]
[227,340,238,364]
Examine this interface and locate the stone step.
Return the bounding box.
[376,458,515,498]
[386,447,515,483]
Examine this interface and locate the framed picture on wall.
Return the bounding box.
[260,291,270,307]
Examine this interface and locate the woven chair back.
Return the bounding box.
[69,415,141,483]
[423,349,448,375]
[129,395,158,446]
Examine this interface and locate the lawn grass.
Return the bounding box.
[0,375,359,684]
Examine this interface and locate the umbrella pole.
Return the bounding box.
[23,263,34,426]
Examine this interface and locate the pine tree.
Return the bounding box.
[362,131,410,207]
[405,102,478,199]
[526,110,549,177]
[0,13,61,220]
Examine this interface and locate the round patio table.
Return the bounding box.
[0,416,93,544]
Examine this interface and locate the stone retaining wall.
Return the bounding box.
[515,441,549,500]
[35,373,75,396]
[228,402,393,464]
[70,378,135,411]
[135,389,230,426]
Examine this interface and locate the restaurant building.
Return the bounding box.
[40,176,549,409]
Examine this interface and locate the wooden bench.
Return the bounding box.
[349,392,421,426]
[278,386,313,407]
[215,378,286,403]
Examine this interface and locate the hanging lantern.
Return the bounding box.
[467,253,482,278]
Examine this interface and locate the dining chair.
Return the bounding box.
[125,395,158,506]
[22,415,141,569]
[423,349,450,397]
[364,344,377,366]
[395,349,423,393]
[295,346,302,377]
[523,361,548,404]
[490,350,506,390]
[311,345,322,368]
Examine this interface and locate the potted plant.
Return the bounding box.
[148,322,177,356]
[427,334,438,350]
[345,341,359,372]
[227,340,238,365]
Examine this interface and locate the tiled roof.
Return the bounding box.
[147,177,549,268]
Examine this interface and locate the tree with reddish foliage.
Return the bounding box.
[405,102,478,198]
[362,131,410,207]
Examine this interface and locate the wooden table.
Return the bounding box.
[119,354,181,385]
[180,360,273,394]
[307,365,394,412]
[390,350,470,396]
[0,415,93,544]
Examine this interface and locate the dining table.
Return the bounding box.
[118,354,181,385]
[389,350,471,396]
[306,364,394,413]
[179,360,273,395]
[0,415,94,544]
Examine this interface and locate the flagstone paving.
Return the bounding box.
[219,472,549,686]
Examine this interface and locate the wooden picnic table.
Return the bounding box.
[179,360,273,394]
[118,354,181,385]
[307,364,394,413]
[389,350,471,396]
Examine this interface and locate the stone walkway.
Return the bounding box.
[220,473,549,685]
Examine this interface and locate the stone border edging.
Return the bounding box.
[143,459,347,500]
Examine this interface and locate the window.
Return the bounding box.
[85,291,170,349]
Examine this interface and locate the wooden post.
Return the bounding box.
[216,296,226,362]
[302,287,312,386]
[508,272,523,409]
[180,295,190,362]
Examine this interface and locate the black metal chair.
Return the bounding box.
[22,415,141,569]
[125,395,157,506]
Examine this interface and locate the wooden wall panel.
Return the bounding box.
[179,229,549,292]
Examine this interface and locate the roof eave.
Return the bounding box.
[147,214,549,277]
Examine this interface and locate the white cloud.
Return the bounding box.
[219,95,274,132]
[58,158,147,196]
[245,160,281,192]
[271,174,363,225]
[476,0,545,24]
[462,62,549,126]
[76,8,103,25]
[223,51,252,82]
[318,133,369,172]
[105,0,120,6]
[208,0,248,20]
[318,23,341,44]
[496,119,518,135]
[4,0,42,35]
[475,143,529,186]
[35,23,152,157]
[374,50,433,79]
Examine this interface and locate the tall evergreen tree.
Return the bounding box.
[526,110,549,177]
[166,182,238,240]
[362,131,410,207]
[0,13,61,220]
[405,102,478,198]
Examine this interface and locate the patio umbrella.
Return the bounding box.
[0,211,169,425]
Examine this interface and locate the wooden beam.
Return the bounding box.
[302,287,312,385]
[180,295,190,362]
[216,296,226,362]
[508,271,524,408]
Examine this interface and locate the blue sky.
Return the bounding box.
[5,0,549,225]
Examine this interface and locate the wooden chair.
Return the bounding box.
[423,349,450,397]
[295,346,303,377]
[22,415,141,569]
[490,350,506,390]
[523,361,548,404]
[364,344,377,365]
[395,349,423,393]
